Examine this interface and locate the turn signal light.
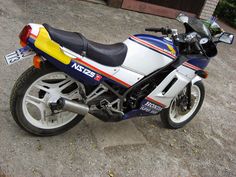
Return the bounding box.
[195,70,208,79]
[33,55,42,69]
[19,25,32,46]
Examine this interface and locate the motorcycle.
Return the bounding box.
[5,14,234,136]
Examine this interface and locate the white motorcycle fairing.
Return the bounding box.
[10,23,203,118]
[7,13,235,135]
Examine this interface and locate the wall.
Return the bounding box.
[200,0,219,19]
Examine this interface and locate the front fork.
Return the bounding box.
[186,75,202,110]
[186,82,192,110]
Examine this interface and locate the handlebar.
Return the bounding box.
[145,27,172,35]
[145,28,205,56]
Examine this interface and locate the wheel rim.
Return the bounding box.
[22,72,82,129]
[169,85,201,124]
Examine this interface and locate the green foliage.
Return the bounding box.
[214,0,236,28]
[202,20,223,36]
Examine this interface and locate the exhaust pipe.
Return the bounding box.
[56,98,89,115]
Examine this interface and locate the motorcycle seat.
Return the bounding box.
[43,24,127,67]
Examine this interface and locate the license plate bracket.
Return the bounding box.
[4,46,35,65]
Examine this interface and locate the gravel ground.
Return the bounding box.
[0,0,236,177]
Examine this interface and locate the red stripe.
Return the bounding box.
[183,62,201,71]
[130,35,176,59]
[73,58,131,88]
[146,97,166,108]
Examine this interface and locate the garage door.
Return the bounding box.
[122,0,206,18]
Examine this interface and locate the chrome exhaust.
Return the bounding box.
[57,98,89,115]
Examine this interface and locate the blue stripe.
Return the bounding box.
[129,37,176,60]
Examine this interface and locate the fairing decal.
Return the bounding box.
[73,57,131,87]
[123,98,164,119]
[129,35,177,60]
[146,97,166,108]
[140,99,163,114]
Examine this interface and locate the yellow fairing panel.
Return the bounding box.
[35,28,71,65]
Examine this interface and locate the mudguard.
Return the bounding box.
[191,75,202,85]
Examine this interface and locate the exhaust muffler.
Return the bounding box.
[56,98,89,115]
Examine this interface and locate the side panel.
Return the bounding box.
[145,65,197,108]
[122,36,175,76]
[27,25,144,88]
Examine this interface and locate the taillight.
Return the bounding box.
[19,25,32,45]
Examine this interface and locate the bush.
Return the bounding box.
[214,0,236,28]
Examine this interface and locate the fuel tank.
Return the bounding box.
[122,34,178,76]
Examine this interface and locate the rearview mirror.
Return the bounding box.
[218,32,234,44]
[176,13,189,23]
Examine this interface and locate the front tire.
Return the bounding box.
[10,65,84,136]
[160,81,205,129]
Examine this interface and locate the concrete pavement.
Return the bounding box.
[0,0,236,177]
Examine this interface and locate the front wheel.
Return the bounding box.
[160,81,205,129]
[10,65,85,136]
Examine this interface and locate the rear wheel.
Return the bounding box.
[10,65,85,136]
[160,81,205,129]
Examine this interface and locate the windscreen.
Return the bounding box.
[177,14,211,38]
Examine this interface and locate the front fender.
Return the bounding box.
[191,75,202,85]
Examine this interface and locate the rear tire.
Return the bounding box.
[10,65,84,136]
[160,81,205,129]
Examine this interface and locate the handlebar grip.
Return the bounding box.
[145,27,172,35]
[145,28,162,32]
